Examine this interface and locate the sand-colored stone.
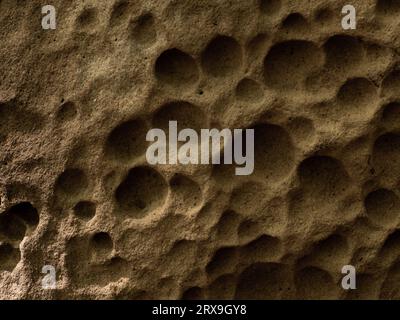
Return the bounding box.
[1,0,400,299]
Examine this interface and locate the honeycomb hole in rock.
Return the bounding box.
[76,7,97,28]
[288,190,314,232]
[264,40,324,91]
[259,0,282,16]
[152,101,208,156]
[201,36,243,78]
[54,168,88,199]
[365,189,400,228]
[0,243,20,272]
[281,13,308,31]
[336,78,378,117]
[0,212,26,241]
[382,102,400,129]
[0,202,38,241]
[298,156,350,201]
[206,247,238,279]
[90,232,113,256]
[170,174,202,213]
[129,13,156,47]
[235,78,264,104]
[2,102,44,133]
[6,202,39,226]
[253,123,295,182]
[372,133,400,184]
[105,119,149,162]
[153,101,207,133]
[73,201,96,220]
[383,229,400,248]
[235,262,290,299]
[155,49,199,90]
[295,266,338,299]
[110,1,128,24]
[56,101,77,122]
[324,35,364,71]
[115,166,168,218]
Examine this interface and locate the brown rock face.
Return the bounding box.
[0,0,400,299]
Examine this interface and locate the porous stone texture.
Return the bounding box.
[1,0,400,299]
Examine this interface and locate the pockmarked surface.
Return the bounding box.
[1,0,400,299]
